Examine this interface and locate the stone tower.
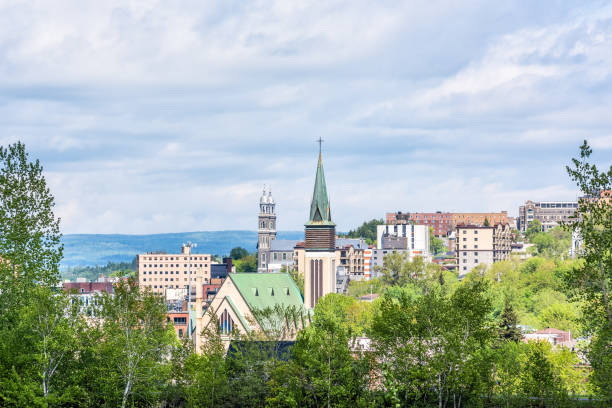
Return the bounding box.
[257,186,277,273]
[304,151,336,309]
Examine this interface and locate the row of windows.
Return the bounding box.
[461,245,479,249]
[463,259,479,263]
[143,277,188,282]
[462,237,479,241]
[462,230,479,234]
[143,263,207,268]
[272,252,289,260]
[141,256,208,261]
[141,271,193,275]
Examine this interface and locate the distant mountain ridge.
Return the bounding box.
[61,230,304,268]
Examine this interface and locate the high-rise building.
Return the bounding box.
[302,150,336,309]
[257,186,277,272]
[456,224,511,276]
[137,245,211,296]
[518,200,578,232]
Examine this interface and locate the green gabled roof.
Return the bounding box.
[229,273,304,311]
[306,153,335,226]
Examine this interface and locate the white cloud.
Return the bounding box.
[1,1,611,234]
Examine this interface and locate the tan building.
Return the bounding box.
[138,245,211,296]
[518,200,578,232]
[195,273,306,350]
[456,224,511,276]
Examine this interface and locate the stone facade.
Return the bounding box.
[257,187,277,272]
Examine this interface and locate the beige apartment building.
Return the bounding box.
[138,245,211,296]
[456,224,511,276]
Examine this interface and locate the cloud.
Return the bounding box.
[0,1,610,234]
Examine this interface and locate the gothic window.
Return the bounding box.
[261,221,265,228]
[219,309,234,335]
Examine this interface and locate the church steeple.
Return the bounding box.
[307,153,334,226]
[304,149,336,251]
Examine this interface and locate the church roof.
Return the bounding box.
[229,273,304,311]
[270,239,299,251]
[306,153,335,226]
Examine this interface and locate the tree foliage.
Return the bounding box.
[339,218,382,245]
[565,140,612,400]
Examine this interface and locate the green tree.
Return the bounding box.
[525,219,543,241]
[182,327,229,408]
[235,254,258,272]
[230,246,249,260]
[282,310,372,407]
[565,141,612,399]
[0,142,66,406]
[81,279,175,408]
[499,298,522,342]
[339,218,382,245]
[429,226,447,255]
[0,141,62,296]
[370,281,495,407]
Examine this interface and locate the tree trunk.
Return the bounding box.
[122,377,132,408]
[600,261,612,331]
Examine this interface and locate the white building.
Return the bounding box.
[376,224,430,253]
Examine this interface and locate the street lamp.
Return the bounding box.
[184,242,197,340]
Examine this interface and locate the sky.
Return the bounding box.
[1,0,612,234]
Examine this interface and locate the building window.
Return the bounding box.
[474,238,478,241]
[474,230,478,234]
[475,259,478,263]
[475,245,478,249]
[219,309,234,335]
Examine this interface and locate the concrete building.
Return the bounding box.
[518,200,578,232]
[386,211,509,237]
[137,245,211,297]
[456,224,512,276]
[257,186,277,272]
[376,224,430,253]
[196,273,306,350]
[268,239,299,272]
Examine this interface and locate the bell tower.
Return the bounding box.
[304,141,336,309]
[257,186,277,273]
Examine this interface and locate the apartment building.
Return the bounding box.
[518,200,578,232]
[376,224,430,253]
[336,238,366,280]
[138,245,212,296]
[387,211,509,237]
[456,224,511,276]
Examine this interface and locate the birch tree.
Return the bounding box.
[565,140,612,398]
[87,278,175,408]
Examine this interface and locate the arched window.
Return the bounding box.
[219,309,234,335]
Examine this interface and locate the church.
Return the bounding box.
[196,148,336,347]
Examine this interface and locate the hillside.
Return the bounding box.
[61,230,303,268]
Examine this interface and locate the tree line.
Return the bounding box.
[0,141,611,406]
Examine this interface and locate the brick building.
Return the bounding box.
[387,211,509,237]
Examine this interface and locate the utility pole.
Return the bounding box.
[185,242,197,341]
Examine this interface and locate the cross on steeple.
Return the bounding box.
[316,137,324,155]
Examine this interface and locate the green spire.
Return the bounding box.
[306,152,335,226]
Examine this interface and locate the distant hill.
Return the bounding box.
[61,231,303,268]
